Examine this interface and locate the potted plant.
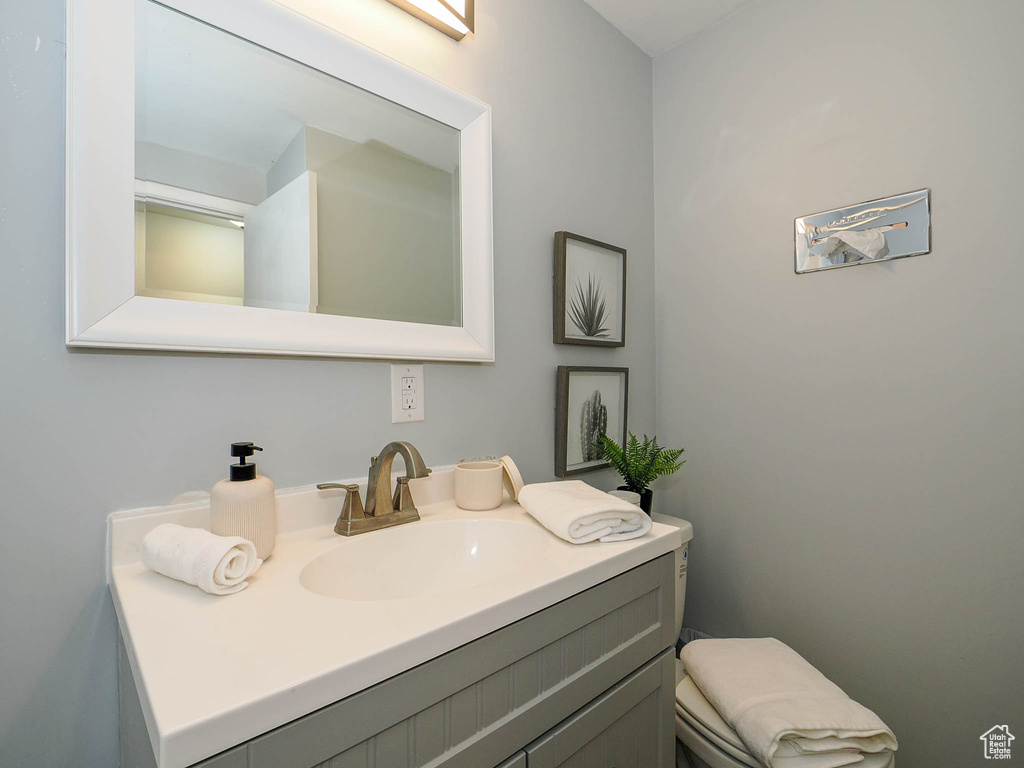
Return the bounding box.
[597,432,684,514]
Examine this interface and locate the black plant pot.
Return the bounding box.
[618,486,653,515]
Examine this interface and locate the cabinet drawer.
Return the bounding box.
[525,650,675,768]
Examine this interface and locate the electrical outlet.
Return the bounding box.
[391,364,425,423]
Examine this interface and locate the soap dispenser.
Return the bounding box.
[211,442,277,559]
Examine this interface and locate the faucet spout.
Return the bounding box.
[365,441,430,517]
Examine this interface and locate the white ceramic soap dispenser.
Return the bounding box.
[211,442,277,559]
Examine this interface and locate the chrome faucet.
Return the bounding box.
[317,441,430,536]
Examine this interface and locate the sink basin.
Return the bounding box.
[300,519,557,601]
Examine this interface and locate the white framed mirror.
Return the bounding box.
[66,0,493,361]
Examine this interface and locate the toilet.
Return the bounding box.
[651,514,895,768]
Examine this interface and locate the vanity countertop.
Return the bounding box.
[108,469,684,768]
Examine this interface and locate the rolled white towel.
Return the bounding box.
[141,524,263,595]
[517,481,652,543]
[681,638,897,768]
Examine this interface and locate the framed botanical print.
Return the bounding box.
[554,232,626,347]
[555,366,629,477]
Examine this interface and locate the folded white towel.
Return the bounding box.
[681,638,897,768]
[516,481,652,543]
[141,524,263,596]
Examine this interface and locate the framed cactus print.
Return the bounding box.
[555,366,629,477]
[554,232,627,347]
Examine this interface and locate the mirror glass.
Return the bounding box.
[135,0,463,327]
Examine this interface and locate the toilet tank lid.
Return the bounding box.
[650,513,693,543]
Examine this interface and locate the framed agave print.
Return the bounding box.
[554,232,626,347]
[555,366,629,477]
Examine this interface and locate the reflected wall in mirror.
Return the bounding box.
[135,0,462,327]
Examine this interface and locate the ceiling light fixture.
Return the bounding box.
[383,0,474,41]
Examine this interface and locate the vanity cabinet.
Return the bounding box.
[120,554,675,768]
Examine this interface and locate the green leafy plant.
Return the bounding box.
[567,274,610,337]
[597,432,684,494]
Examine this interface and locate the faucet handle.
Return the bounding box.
[392,477,418,514]
[316,482,359,492]
[317,483,366,530]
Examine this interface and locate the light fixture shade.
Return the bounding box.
[383,0,474,41]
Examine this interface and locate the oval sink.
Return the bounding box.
[300,519,556,601]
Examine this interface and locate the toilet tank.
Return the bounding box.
[651,513,694,641]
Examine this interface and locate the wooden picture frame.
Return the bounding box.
[555,366,629,477]
[554,232,627,347]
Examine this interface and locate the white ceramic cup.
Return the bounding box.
[607,489,641,507]
[454,461,504,510]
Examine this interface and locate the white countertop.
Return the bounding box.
[108,469,685,768]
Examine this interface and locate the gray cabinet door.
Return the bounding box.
[193,746,247,768]
[496,753,527,768]
[525,651,675,768]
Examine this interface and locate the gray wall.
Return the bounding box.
[312,132,460,326]
[0,1,654,764]
[653,1,1024,766]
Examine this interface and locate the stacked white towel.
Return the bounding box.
[516,481,652,543]
[141,524,263,595]
[681,638,897,768]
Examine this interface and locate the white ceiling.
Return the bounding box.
[580,0,758,57]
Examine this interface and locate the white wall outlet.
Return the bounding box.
[391,364,425,423]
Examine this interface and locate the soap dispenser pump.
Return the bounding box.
[211,442,277,559]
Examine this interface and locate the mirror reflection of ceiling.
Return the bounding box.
[135,0,459,183]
